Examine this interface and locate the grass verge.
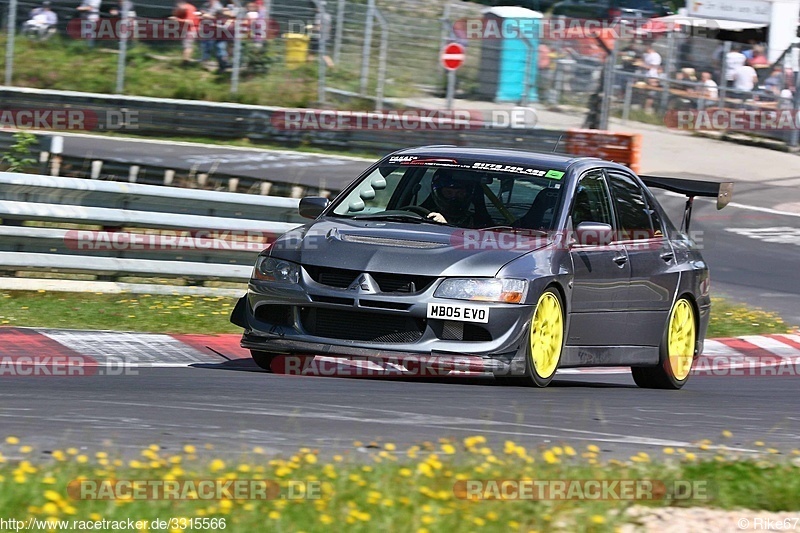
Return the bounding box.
[1,435,799,532]
[0,291,793,336]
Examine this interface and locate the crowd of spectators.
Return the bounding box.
[21,0,276,72]
[612,38,796,114]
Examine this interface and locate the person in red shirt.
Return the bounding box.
[171,0,200,64]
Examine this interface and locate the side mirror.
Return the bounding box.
[575,221,614,246]
[299,196,330,219]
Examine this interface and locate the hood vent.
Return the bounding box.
[340,234,446,249]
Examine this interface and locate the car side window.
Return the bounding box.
[572,170,614,229]
[607,170,653,240]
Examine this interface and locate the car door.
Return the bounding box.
[566,170,631,347]
[607,170,678,347]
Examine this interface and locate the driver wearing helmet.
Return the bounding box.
[426,169,478,227]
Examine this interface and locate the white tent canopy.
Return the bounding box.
[654,14,768,31]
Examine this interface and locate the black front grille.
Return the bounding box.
[254,305,293,326]
[305,265,436,294]
[300,308,425,343]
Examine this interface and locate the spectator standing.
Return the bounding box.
[642,45,661,78]
[199,0,232,72]
[732,63,758,101]
[748,45,769,67]
[171,0,200,64]
[77,0,102,47]
[724,44,747,87]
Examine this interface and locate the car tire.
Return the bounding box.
[524,287,565,388]
[251,350,276,372]
[631,297,697,390]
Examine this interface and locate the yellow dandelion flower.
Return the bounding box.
[722,430,733,438]
[42,502,59,515]
[591,515,606,524]
[44,490,62,502]
[441,444,456,455]
[664,447,675,455]
[543,450,559,464]
[5,436,20,445]
[399,468,412,477]
[20,445,33,454]
[268,511,280,520]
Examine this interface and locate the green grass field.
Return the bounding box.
[1,436,799,532]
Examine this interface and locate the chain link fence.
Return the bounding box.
[2,0,800,147]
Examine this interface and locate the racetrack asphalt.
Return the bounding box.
[1,329,798,461]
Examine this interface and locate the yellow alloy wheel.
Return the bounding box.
[667,299,696,381]
[529,291,564,379]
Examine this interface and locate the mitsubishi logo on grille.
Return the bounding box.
[348,273,378,293]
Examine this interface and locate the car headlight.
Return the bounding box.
[434,278,528,304]
[253,257,300,283]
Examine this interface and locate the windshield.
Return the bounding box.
[330,164,566,231]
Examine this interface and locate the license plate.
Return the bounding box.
[426,303,489,323]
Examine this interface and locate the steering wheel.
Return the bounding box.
[399,205,432,217]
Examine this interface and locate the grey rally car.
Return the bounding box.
[230,146,732,388]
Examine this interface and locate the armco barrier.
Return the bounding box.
[0,87,567,153]
[0,172,304,284]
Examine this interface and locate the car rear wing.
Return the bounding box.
[640,175,734,232]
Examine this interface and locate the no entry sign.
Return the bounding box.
[441,42,466,71]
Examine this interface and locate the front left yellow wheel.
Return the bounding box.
[526,288,565,387]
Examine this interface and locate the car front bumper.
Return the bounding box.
[231,274,535,375]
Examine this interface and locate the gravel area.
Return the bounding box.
[622,506,800,532]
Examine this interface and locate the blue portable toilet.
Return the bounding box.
[477,6,542,103]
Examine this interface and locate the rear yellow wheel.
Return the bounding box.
[668,299,696,381]
[632,297,697,389]
[527,288,564,387]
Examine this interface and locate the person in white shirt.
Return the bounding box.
[23,1,58,37]
[642,46,662,78]
[725,45,747,85]
[733,64,758,92]
[701,72,718,95]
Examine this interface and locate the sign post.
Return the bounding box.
[441,42,465,111]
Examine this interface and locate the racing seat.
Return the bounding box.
[513,188,560,230]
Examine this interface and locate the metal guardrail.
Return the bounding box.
[0,172,304,283]
[0,87,570,154]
